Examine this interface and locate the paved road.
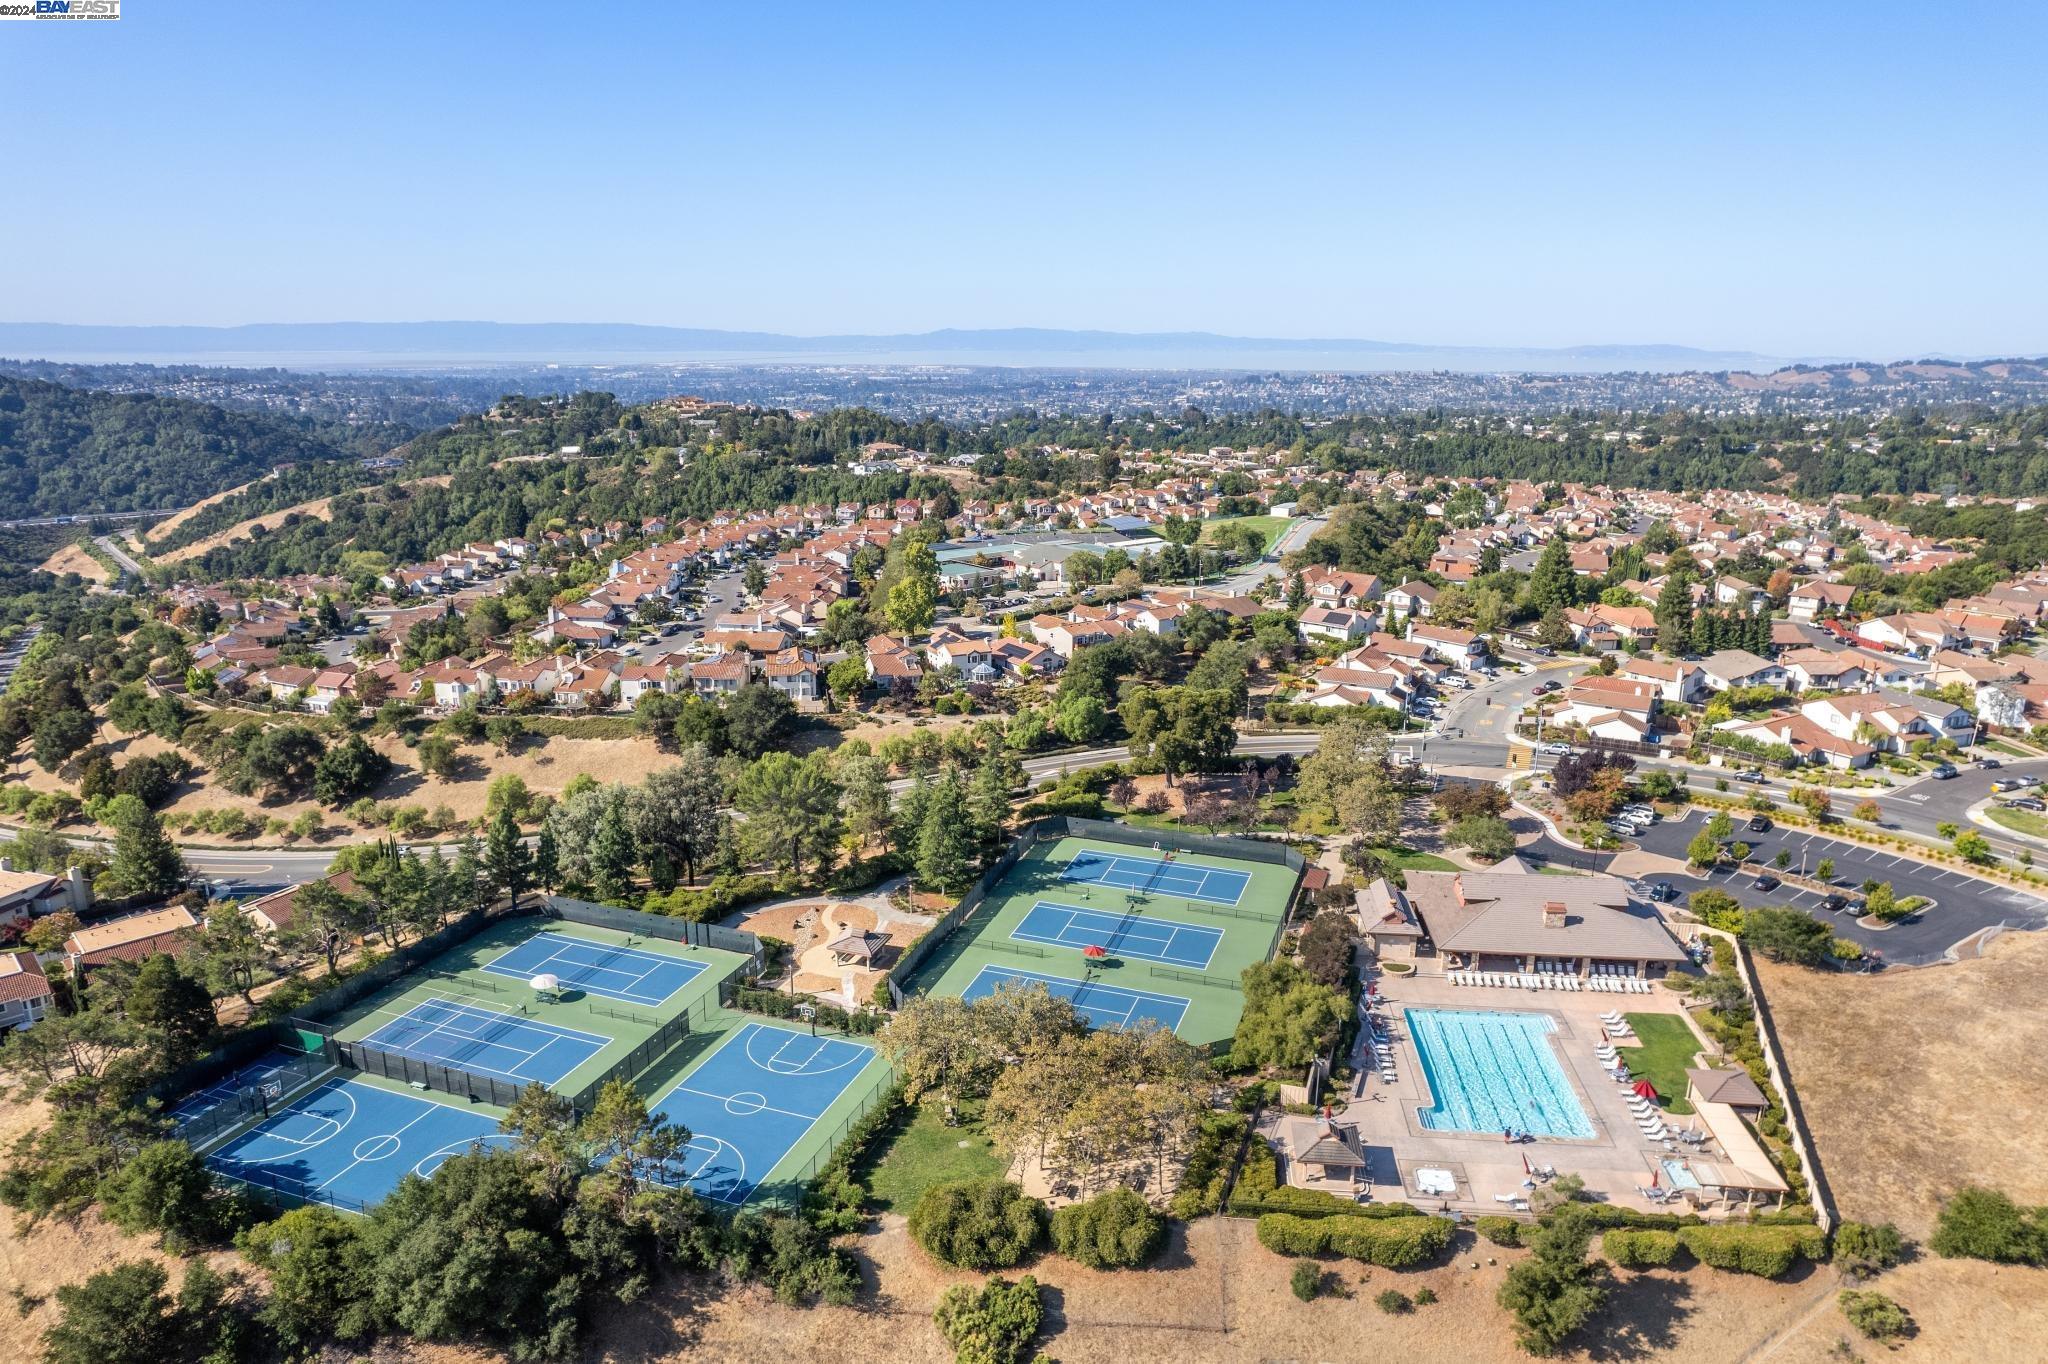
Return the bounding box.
[0,510,176,531]
[94,534,148,579]
[1524,811,2048,966]
[0,821,337,907]
[1216,515,1324,595]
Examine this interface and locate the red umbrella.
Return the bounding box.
[1633,1080,1659,1101]
[1650,1166,1660,1189]
[1521,1152,1531,1175]
[1082,944,1108,960]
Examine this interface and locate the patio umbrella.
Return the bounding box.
[1082,944,1108,961]
[1633,1079,1659,1101]
[1650,1166,1660,1188]
[1521,1152,1531,1175]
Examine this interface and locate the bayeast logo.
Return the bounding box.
[0,0,123,18]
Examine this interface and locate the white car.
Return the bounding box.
[1540,742,1573,756]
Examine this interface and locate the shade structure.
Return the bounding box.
[531,973,560,991]
[1081,944,1108,960]
[1633,1079,1659,1101]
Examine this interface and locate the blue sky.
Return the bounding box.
[3,1,2044,357]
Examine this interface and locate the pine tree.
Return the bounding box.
[532,821,560,892]
[485,805,532,907]
[106,796,185,900]
[589,802,637,904]
[915,773,974,891]
[1528,538,1577,612]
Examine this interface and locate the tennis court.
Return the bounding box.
[1062,849,1251,905]
[960,964,1190,1033]
[358,996,611,1088]
[204,1076,512,1212]
[650,1022,881,1205]
[481,929,706,1006]
[1011,900,1221,969]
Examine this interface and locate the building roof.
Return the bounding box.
[64,906,198,964]
[1685,1066,1768,1109]
[0,950,52,1005]
[1399,870,1687,962]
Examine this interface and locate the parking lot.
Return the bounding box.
[1620,811,2048,966]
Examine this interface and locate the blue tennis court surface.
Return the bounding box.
[359,996,610,1088]
[1012,900,1220,968]
[961,965,1190,1033]
[204,1076,513,1211]
[1062,849,1251,905]
[650,1023,879,1205]
[482,930,706,1006]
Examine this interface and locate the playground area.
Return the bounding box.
[904,831,1299,1047]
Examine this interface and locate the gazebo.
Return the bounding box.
[825,929,886,966]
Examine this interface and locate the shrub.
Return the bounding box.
[910,1180,1047,1271]
[933,1275,1043,1364]
[1413,1286,1438,1306]
[1676,1224,1826,1278]
[1050,1189,1164,1270]
[1375,1288,1412,1314]
[1838,1289,1910,1341]
[1255,1213,1455,1268]
[1929,1186,2048,1265]
[1831,1220,1904,1277]
[1290,1258,1323,1302]
[1475,1215,1524,1247]
[1601,1228,1681,1269]
[1169,1112,1248,1219]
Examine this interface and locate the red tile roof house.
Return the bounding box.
[0,861,92,932]
[690,653,756,696]
[63,906,200,974]
[241,872,363,935]
[0,951,54,1032]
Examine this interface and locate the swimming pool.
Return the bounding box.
[1405,1008,1595,1139]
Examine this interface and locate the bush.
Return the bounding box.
[1169,1112,1248,1219]
[933,1275,1043,1364]
[1676,1224,1826,1278]
[1375,1288,1412,1314]
[1601,1228,1681,1269]
[1050,1188,1164,1270]
[1255,1213,1455,1268]
[1838,1289,1910,1341]
[910,1179,1047,1271]
[1475,1215,1524,1247]
[1831,1220,1904,1277]
[1929,1186,2048,1265]
[1413,1286,1437,1306]
[1290,1258,1323,1302]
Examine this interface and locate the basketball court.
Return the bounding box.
[203,1076,513,1212]
[649,1021,881,1205]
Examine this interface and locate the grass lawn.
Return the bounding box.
[1982,739,2031,758]
[864,1100,1007,1213]
[1202,514,1295,556]
[1985,806,2048,840]
[1386,845,1458,872]
[1617,1013,1701,1115]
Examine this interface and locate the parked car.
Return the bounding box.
[1753,873,1781,892]
[1747,815,1772,833]
[1929,763,1959,779]
[1993,777,2025,792]
[1540,741,1573,756]
[2005,797,2046,812]
[2015,774,2042,789]
[1818,893,1849,913]
[1532,680,1561,695]
[1646,881,1680,903]
[1734,769,1768,784]
[1979,758,2003,770]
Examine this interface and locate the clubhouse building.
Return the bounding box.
[1358,865,1687,979]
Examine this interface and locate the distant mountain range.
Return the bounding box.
[0,321,1832,373]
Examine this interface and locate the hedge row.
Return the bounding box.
[1168,1112,1248,1219]
[1474,1216,1523,1247]
[1226,1141,1376,1218]
[1255,1213,1455,1268]
[1677,1224,1827,1278]
[730,986,886,1035]
[1603,1229,1682,1269]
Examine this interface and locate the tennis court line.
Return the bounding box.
[1010,902,1221,969]
[661,1083,821,1124]
[1062,850,1251,905]
[962,964,1191,1030]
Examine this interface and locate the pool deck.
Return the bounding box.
[1272,965,1766,1220]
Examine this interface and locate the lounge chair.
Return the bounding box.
[1601,1011,1623,1022]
